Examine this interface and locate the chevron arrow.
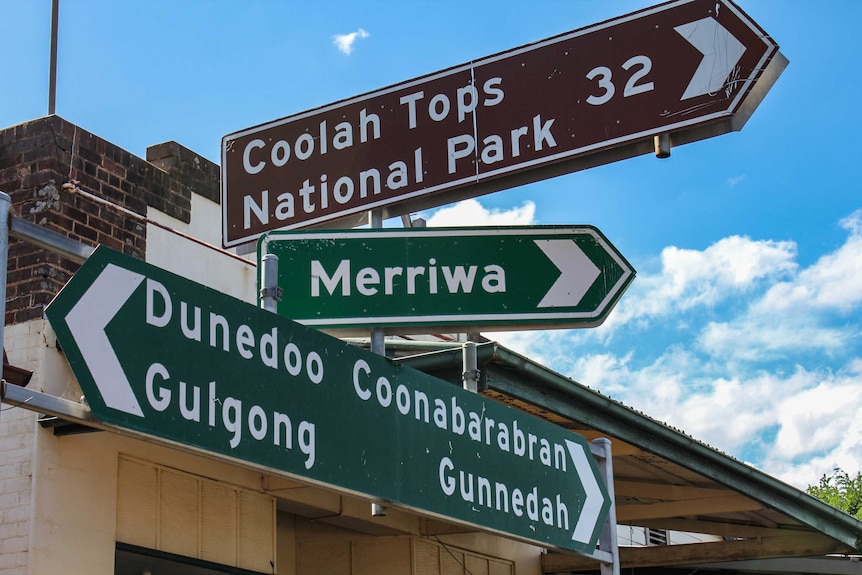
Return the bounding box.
[535,240,601,308]
[567,439,606,545]
[676,17,746,100]
[65,263,145,417]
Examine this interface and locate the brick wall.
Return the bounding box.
[147,140,220,205]
[0,115,219,325]
[0,116,221,573]
[0,406,33,575]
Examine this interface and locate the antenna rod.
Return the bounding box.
[48,0,59,115]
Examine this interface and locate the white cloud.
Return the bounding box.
[756,210,862,315]
[560,349,862,488]
[773,373,862,460]
[699,213,862,360]
[423,199,536,227]
[659,235,797,305]
[333,28,369,55]
[764,359,862,487]
[493,329,588,372]
[483,208,862,489]
[727,174,746,186]
[417,200,862,488]
[608,234,797,328]
[698,316,852,360]
[841,209,862,235]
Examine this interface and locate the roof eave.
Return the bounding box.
[395,342,862,551]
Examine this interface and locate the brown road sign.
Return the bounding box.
[221,0,784,247]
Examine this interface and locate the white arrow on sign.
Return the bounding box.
[566,439,607,544]
[676,17,746,100]
[65,263,145,417]
[535,240,601,308]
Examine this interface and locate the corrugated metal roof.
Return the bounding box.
[394,341,862,572]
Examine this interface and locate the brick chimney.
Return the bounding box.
[0,115,219,324]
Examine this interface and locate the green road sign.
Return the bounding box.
[260,226,634,334]
[46,246,610,553]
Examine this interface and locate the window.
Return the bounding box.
[115,543,270,575]
[646,528,668,546]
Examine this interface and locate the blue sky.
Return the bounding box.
[2,0,861,489]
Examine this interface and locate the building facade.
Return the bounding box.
[1,115,860,575]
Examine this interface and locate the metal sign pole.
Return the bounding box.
[259,253,281,313]
[48,0,60,115]
[368,208,388,517]
[0,192,11,424]
[462,341,479,393]
[591,438,620,575]
[368,208,386,358]
[1,210,93,422]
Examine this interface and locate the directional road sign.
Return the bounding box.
[221,0,784,246]
[260,226,635,335]
[46,246,611,553]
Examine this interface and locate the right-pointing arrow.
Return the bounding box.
[675,17,746,100]
[65,263,146,417]
[567,439,607,544]
[535,239,601,308]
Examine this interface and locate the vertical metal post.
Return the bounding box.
[48,0,60,115]
[369,209,387,517]
[592,438,619,575]
[462,341,478,393]
[370,325,385,358]
[368,209,386,358]
[0,192,11,424]
[654,133,671,158]
[259,253,280,313]
[368,210,383,230]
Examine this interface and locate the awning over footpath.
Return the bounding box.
[393,340,862,573]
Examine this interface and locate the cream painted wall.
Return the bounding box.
[28,421,285,574]
[278,512,298,575]
[0,396,34,575]
[29,431,119,574]
[147,194,257,304]
[434,532,543,575]
[6,318,280,574]
[2,320,80,574]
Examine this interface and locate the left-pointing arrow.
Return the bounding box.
[65,263,146,416]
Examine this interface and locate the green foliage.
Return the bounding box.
[807,468,862,520]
